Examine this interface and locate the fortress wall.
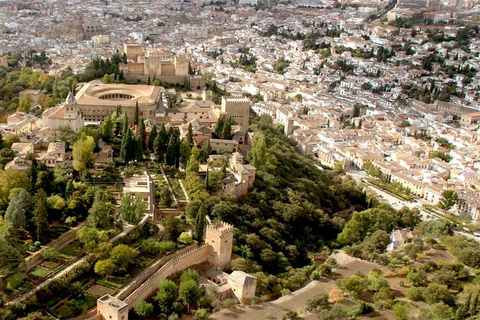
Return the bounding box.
[115,243,197,302]
[123,245,211,308]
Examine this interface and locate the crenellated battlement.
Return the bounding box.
[223,98,250,104]
[98,221,234,319]
[206,221,234,237]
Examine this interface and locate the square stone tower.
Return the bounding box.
[97,294,128,320]
[221,95,250,130]
[205,221,234,269]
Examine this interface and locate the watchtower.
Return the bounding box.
[205,221,234,269]
[221,95,250,130]
[97,295,128,320]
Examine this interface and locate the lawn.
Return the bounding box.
[166,176,186,200]
[42,260,60,270]
[29,267,50,279]
[54,292,97,318]
[59,241,83,258]
[96,278,126,290]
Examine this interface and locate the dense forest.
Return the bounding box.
[186,116,368,284]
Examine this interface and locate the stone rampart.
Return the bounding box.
[123,245,211,308]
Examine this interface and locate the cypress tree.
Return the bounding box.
[122,52,127,64]
[122,112,129,135]
[138,118,146,150]
[183,76,190,89]
[203,139,211,161]
[148,125,157,152]
[0,131,4,150]
[154,124,168,163]
[147,75,151,85]
[134,102,139,127]
[195,205,207,242]
[154,134,162,162]
[188,62,194,75]
[167,126,174,139]
[221,117,232,139]
[166,136,176,166]
[187,123,194,147]
[34,189,49,243]
[121,128,132,163]
[135,134,144,162]
[214,118,224,138]
[27,161,38,192]
[221,161,227,178]
[65,179,74,199]
[180,138,191,168]
[205,163,210,189]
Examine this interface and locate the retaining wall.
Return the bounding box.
[25,223,83,271]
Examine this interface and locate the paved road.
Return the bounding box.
[347,169,440,219]
[346,169,480,243]
[210,281,326,320]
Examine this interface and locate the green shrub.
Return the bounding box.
[405,286,424,301]
[392,303,409,320]
[42,248,60,261]
[7,274,22,291]
[194,308,209,320]
[134,300,153,317]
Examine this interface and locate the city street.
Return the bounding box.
[346,169,480,243]
[347,169,443,220]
